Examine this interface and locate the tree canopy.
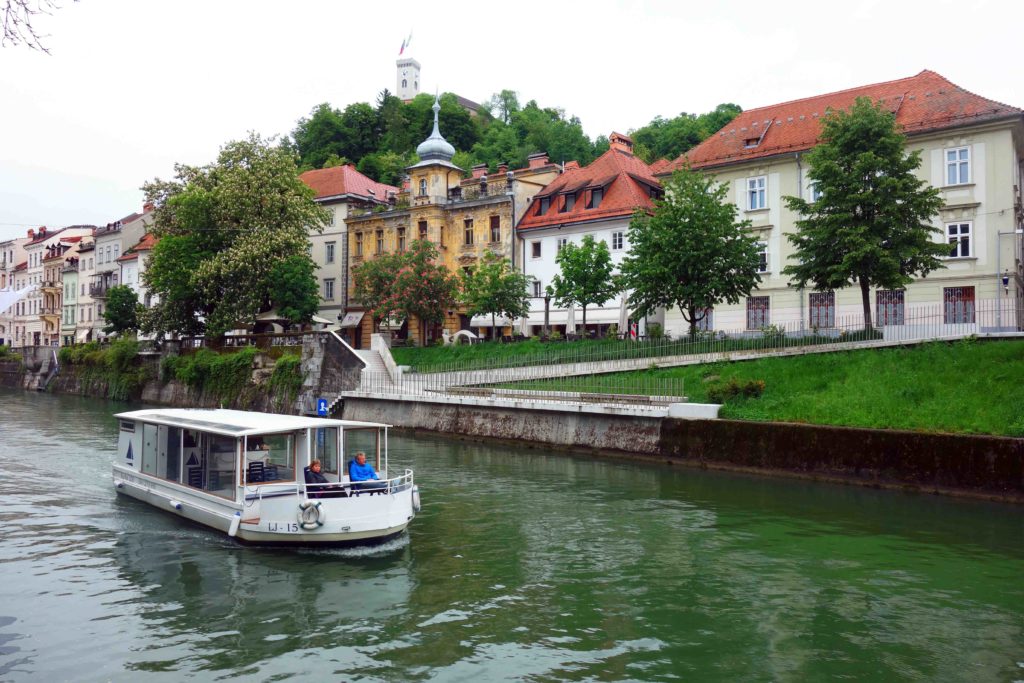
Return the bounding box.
[140,133,329,339]
[783,97,946,329]
[103,285,140,336]
[629,103,742,163]
[461,251,532,339]
[621,167,763,338]
[550,235,620,330]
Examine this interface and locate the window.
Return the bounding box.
[747,176,767,210]
[323,278,335,300]
[808,291,835,328]
[396,228,406,252]
[876,290,904,326]
[532,280,542,297]
[756,242,768,273]
[557,237,568,252]
[947,222,971,258]
[81,284,85,296]
[561,193,576,212]
[589,187,604,209]
[325,242,335,263]
[326,210,335,227]
[355,233,363,257]
[402,78,408,88]
[531,241,541,258]
[946,147,970,185]
[490,215,501,243]
[418,178,427,196]
[375,230,384,255]
[113,244,119,259]
[810,182,823,202]
[418,220,428,241]
[611,231,624,250]
[944,286,975,324]
[539,197,550,215]
[439,226,446,247]
[464,219,474,246]
[746,296,770,329]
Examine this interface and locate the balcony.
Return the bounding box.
[89,283,111,298]
[40,306,60,319]
[452,179,510,203]
[40,280,61,292]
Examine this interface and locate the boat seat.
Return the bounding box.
[187,466,203,489]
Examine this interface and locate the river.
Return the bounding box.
[0,387,1022,681]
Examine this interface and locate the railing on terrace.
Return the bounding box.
[453,180,509,202]
[177,331,322,351]
[397,297,1024,375]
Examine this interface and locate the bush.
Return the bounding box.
[707,377,766,403]
[163,346,258,401]
[268,353,304,410]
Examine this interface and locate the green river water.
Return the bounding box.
[0,387,1022,681]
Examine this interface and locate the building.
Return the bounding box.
[0,236,29,346]
[75,236,97,343]
[517,133,662,336]
[657,70,1024,336]
[18,226,93,347]
[117,232,158,309]
[41,236,84,346]
[299,165,398,327]
[91,209,151,341]
[344,97,561,347]
[61,253,79,347]
[396,57,421,102]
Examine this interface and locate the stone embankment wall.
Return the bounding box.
[342,397,1024,502]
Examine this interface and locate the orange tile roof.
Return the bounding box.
[648,158,673,175]
[118,233,158,261]
[517,147,660,231]
[668,70,1022,172]
[300,164,399,202]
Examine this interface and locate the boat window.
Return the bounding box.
[161,426,182,482]
[245,433,295,484]
[344,428,381,475]
[196,433,237,499]
[313,427,339,476]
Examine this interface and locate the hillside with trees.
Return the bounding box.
[288,89,741,184]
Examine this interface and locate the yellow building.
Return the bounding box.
[344,97,561,348]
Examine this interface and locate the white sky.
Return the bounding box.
[1,0,1021,242]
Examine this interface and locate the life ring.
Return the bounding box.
[411,485,421,513]
[298,500,325,529]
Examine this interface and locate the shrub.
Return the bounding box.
[164,346,258,401]
[707,377,766,403]
[268,353,304,410]
[760,324,786,343]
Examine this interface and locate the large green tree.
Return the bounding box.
[783,97,946,330]
[621,167,763,338]
[630,103,742,163]
[461,250,532,339]
[550,234,619,331]
[103,285,140,335]
[141,133,329,339]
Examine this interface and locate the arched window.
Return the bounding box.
[419,178,427,196]
[402,79,408,88]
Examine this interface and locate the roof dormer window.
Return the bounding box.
[744,138,760,148]
[588,187,604,209]
[539,197,550,215]
[560,193,576,213]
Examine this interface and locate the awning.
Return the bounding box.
[76,329,90,343]
[470,315,513,327]
[339,311,364,328]
[521,306,623,327]
[310,314,333,325]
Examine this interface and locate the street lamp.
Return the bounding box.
[1002,270,1010,294]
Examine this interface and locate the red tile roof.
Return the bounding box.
[648,158,673,175]
[299,164,399,202]
[668,70,1022,172]
[14,261,27,272]
[26,227,64,246]
[517,147,661,231]
[118,233,158,261]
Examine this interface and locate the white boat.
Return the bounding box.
[111,408,419,545]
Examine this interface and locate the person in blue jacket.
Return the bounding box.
[349,451,384,491]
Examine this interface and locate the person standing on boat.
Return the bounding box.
[350,452,382,491]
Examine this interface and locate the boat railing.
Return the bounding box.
[302,469,414,498]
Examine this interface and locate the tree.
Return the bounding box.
[2,0,72,53]
[486,89,521,124]
[270,255,320,325]
[461,251,532,340]
[783,97,946,330]
[550,235,619,332]
[141,133,329,339]
[621,167,763,338]
[392,240,460,345]
[103,285,140,335]
[630,103,742,163]
[351,251,405,330]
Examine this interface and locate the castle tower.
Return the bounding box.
[396,58,421,102]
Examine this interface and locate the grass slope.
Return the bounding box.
[506,338,1024,437]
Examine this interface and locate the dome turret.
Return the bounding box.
[415,96,456,162]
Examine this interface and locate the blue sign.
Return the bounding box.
[317,398,328,416]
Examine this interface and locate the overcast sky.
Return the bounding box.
[1,0,1020,242]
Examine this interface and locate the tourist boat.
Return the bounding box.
[111,408,419,545]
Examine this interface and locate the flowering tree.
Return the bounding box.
[393,240,460,345]
[141,133,330,339]
[351,251,405,330]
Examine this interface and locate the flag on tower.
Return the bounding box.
[398,31,412,55]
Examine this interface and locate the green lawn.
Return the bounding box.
[495,338,1024,437]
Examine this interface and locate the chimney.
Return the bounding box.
[528,152,549,169]
[497,163,508,175]
[609,132,634,154]
[471,163,487,179]
[27,228,35,239]
[143,202,155,213]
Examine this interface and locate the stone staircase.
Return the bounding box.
[355,350,395,393]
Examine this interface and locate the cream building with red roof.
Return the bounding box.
[658,70,1024,337]
[517,132,663,336]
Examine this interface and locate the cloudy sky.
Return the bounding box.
[1,0,1020,242]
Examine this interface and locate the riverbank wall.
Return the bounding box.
[341,396,1024,503]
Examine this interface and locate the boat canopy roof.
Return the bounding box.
[114,408,390,437]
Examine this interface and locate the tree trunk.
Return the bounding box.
[491,312,496,341]
[688,306,697,340]
[582,305,587,335]
[860,278,873,331]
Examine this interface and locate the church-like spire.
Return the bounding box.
[415,94,456,163]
